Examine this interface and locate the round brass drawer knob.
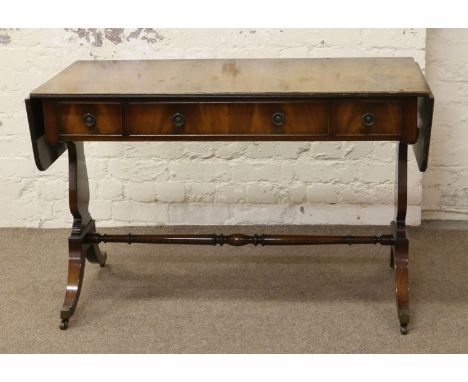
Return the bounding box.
[172,112,185,128]
[272,112,286,127]
[82,113,96,128]
[362,112,375,127]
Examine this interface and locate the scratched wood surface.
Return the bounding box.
[31,58,431,97]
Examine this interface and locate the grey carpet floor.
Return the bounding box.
[1,223,467,353]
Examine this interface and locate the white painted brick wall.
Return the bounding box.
[423,29,468,220]
[0,28,427,227]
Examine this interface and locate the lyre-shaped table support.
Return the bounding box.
[59,142,106,330]
[390,143,410,334]
[59,142,411,334]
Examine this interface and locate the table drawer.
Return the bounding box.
[127,102,329,136]
[332,99,402,137]
[59,102,122,136]
[43,98,416,143]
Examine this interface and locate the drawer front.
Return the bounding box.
[127,102,329,136]
[332,99,401,137]
[59,102,122,136]
[42,98,417,143]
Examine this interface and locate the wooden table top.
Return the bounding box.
[31,58,431,98]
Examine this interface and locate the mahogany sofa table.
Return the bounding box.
[25,58,434,334]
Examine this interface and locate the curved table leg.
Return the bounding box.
[392,143,410,335]
[60,238,86,330]
[60,142,106,330]
[85,244,107,267]
[393,224,409,335]
[389,247,395,269]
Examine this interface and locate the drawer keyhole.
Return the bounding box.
[362,112,375,127]
[82,113,96,128]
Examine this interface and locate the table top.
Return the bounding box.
[31,58,431,98]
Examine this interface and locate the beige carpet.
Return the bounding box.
[1,223,467,353]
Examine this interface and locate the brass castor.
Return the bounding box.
[400,324,408,335]
[60,319,70,330]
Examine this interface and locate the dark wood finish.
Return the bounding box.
[43,100,59,144]
[127,101,329,136]
[41,98,419,143]
[60,142,106,330]
[86,233,395,246]
[30,58,431,97]
[330,97,418,143]
[25,98,66,171]
[59,102,122,137]
[332,98,402,138]
[391,143,410,334]
[25,58,435,333]
[401,97,419,143]
[413,92,435,171]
